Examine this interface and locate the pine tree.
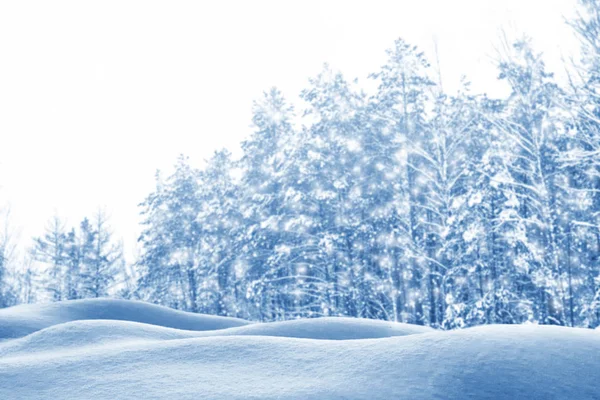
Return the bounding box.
[238,87,308,320]
[369,39,435,324]
[32,216,68,301]
[418,83,481,327]
[80,212,122,298]
[64,228,82,300]
[137,157,204,311]
[195,150,242,316]
[0,208,18,308]
[565,0,600,328]
[489,39,568,324]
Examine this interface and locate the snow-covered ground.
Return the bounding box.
[0,298,250,340]
[0,299,599,399]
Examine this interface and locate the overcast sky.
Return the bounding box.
[0,0,580,261]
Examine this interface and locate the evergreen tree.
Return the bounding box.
[32,216,68,301]
[369,39,434,324]
[491,39,568,324]
[238,87,307,320]
[137,158,203,311]
[566,0,600,328]
[195,150,242,316]
[80,212,123,298]
[0,208,18,308]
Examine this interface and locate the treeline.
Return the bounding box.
[0,210,129,306]
[2,0,600,329]
[132,2,600,328]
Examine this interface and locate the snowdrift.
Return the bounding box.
[0,299,599,400]
[203,316,433,340]
[0,316,432,358]
[0,298,249,340]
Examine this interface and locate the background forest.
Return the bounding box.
[2,0,600,329]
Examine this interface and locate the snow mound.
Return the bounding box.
[0,299,429,342]
[0,298,250,339]
[1,300,598,399]
[0,316,431,358]
[208,317,433,340]
[0,320,200,357]
[0,324,598,399]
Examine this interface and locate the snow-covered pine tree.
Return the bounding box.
[369,39,435,325]
[79,212,123,299]
[445,95,533,327]
[417,82,481,328]
[137,159,204,311]
[0,208,18,307]
[565,0,600,328]
[490,39,568,325]
[32,216,69,301]
[195,150,243,316]
[63,228,82,300]
[237,88,310,320]
[299,65,385,319]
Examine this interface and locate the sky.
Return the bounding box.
[0,0,580,262]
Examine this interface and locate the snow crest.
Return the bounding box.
[0,298,250,340]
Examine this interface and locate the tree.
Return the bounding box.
[489,38,568,324]
[369,39,435,324]
[80,211,123,298]
[32,215,68,301]
[565,0,600,328]
[237,87,310,320]
[0,207,18,307]
[195,150,243,316]
[137,157,205,311]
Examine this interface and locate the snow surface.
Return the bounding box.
[1,299,599,399]
[0,298,250,340]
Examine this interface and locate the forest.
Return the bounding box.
[1,0,600,330]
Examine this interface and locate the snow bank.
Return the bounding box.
[0,320,200,358]
[1,299,599,399]
[0,324,598,399]
[208,316,433,339]
[0,316,431,358]
[0,301,432,357]
[0,298,249,339]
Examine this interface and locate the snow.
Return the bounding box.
[1,299,599,399]
[0,317,432,358]
[0,298,250,340]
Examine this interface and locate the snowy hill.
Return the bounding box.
[0,300,599,399]
[0,298,250,340]
[0,317,433,358]
[206,316,433,340]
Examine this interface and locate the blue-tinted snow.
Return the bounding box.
[0,299,598,399]
[0,298,249,340]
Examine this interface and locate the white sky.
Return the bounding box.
[0,0,580,261]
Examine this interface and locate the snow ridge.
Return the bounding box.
[0,298,250,340]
